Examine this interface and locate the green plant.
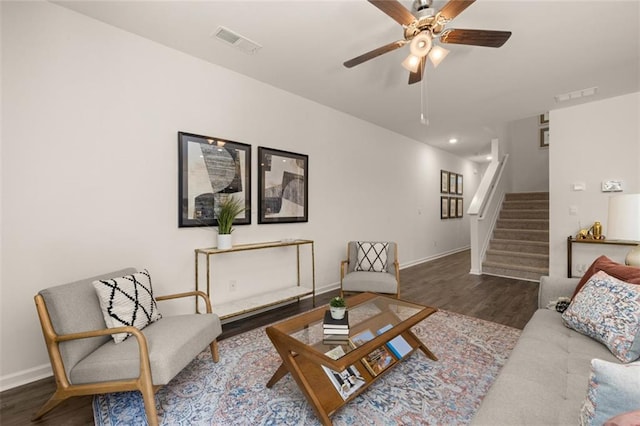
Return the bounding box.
[329,296,346,308]
[216,196,246,235]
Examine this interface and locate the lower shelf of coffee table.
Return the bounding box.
[290,329,430,419]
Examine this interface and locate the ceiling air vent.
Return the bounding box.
[212,26,262,55]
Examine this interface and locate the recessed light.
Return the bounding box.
[449,138,458,144]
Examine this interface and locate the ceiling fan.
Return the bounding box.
[344,0,512,84]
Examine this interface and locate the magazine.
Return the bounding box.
[349,329,395,376]
[322,346,365,399]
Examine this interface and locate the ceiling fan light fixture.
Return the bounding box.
[402,54,422,73]
[428,45,449,68]
[410,32,432,57]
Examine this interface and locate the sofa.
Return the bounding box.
[472,271,640,425]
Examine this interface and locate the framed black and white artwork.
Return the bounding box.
[449,173,457,194]
[178,131,251,228]
[258,147,308,224]
[440,196,449,219]
[440,170,449,193]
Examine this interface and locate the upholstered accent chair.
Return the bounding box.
[340,241,400,298]
[32,268,221,426]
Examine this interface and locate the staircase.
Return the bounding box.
[483,192,549,281]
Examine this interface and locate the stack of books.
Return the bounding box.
[322,310,349,343]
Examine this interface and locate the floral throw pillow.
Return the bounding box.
[562,270,640,363]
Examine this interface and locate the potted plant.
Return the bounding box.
[329,296,347,320]
[216,196,246,250]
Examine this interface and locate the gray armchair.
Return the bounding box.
[340,241,400,298]
[32,268,221,426]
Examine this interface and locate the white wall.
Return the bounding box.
[507,115,549,193]
[549,92,640,277]
[0,1,479,389]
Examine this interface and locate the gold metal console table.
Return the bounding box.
[195,239,316,318]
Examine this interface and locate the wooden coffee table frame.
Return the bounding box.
[265,292,438,425]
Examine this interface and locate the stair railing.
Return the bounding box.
[468,154,510,275]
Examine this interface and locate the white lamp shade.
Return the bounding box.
[401,54,421,73]
[428,45,449,68]
[607,194,640,241]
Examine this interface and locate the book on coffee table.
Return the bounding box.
[322,346,365,400]
[377,324,412,359]
[349,329,395,376]
[323,310,349,329]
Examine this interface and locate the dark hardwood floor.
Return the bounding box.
[0,249,538,426]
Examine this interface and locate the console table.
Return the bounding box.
[566,236,639,277]
[195,239,316,319]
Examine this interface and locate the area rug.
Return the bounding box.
[93,311,520,425]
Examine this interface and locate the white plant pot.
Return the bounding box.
[217,234,232,250]
[330,306,346,320]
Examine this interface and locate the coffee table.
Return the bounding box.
[265,292,437,425]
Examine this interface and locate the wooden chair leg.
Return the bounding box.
[140,382,159,426]
[31,390,69,421]
[210,340,219,363]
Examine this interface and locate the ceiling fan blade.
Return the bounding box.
[368,0,416,26]
[344,40,406,68]
[440,29,512,48]
[408,56,426,85]
[438,0,476,21]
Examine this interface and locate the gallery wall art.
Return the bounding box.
[178,132,251,228]
[258,147,308,224]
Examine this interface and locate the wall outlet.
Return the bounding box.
[229,280,237,292]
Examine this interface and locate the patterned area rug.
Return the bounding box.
[94,310,520,425]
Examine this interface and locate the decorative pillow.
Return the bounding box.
[562,271,640,362]
[93,269,162,343]
[580,359,640,426]
[355,242,388,273]
[604,410,640,426]
[571,255,640,300]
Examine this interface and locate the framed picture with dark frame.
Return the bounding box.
[540,127,549,147]
[449,173,457,194]
[258,147,308,224]
[456,174,463,195]
[440,170,449,193]
[440,196,449,219]
[539,112,549,124]
[457,198,464,218]
[449,197,457,218]
[178,132,251,228]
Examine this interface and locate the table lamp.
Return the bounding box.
[607,193,640,266]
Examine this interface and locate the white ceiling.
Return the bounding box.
[54,0,640,162]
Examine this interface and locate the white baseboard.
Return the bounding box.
[0,363,52,392]
[400,246,470,270]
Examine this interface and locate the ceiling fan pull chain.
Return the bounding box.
[420,71,429,125]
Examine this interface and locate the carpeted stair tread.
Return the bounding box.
[485,249,549,259]
[482,266,545,282]
[496,219,549,230]
[500,209,548,220]
[502,200,549,210]
[492,229,549,242]
[504,192,549,201]
[483,260,549,273]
